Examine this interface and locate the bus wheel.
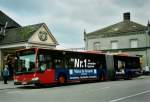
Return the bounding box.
[58,75,66,85]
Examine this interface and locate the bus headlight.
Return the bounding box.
[32,77,39,81]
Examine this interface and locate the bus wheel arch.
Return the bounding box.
[58,73,67,85]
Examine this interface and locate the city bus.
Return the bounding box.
[14,48,141,85]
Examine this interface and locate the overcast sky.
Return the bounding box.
[0,0,150,49]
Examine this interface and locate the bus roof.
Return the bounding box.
[16,48,139,58]
[16,48,105,55]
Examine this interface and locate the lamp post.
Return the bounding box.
[146,30,148,66]
[146,21,150,66]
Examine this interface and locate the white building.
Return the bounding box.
[84,12,150,68]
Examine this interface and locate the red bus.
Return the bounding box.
[14,48,141,85]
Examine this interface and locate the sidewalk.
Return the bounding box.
[0,80,18,90]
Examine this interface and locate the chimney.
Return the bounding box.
[123,12,130,21]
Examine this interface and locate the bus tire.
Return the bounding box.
[58,74,66,85]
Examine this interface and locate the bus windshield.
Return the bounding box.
[16,49,36,73]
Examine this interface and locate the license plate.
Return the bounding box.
[22,82,27,85]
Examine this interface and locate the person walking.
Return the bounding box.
[2,65,10,84]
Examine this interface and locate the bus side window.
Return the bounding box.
[117,60,125,72]
[114,60,119,71]
[64,59,69,69]
[67,58,74,68]
[55,59,63,68]
[39,62,46,71]
[44,55,53,69]
[47,61,53,69]
[95,61,101,68]
[39,54,45,62]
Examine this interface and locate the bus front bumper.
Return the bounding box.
[14,80,39,85]
[14,78,40,85]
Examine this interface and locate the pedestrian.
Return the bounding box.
[2,65,10,84]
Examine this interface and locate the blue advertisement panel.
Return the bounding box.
[69,69,97,80]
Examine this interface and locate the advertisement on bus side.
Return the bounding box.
[69,69,97,80]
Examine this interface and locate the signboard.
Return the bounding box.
[69,69,97,80]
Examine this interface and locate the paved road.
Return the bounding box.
[0,76,150,102]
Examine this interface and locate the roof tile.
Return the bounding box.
[87,20,147,36]
[0,23,43,44]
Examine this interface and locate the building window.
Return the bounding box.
[93,42,100,50]
[130,39,138,48]
[111,41,118,49]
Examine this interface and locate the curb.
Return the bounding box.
[0,87,16,90]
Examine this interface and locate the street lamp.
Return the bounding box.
[146,21,150,66]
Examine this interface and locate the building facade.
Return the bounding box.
[0,11,58,77]
[84,12,150,68]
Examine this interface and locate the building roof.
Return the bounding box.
[0,10,21,28]
[0,23,43,44]
[87,13,147,36]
